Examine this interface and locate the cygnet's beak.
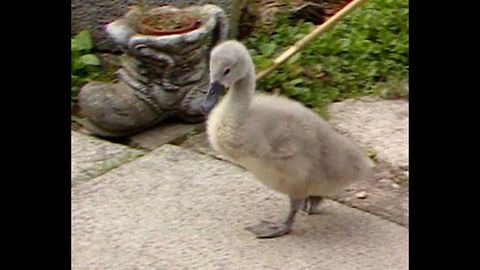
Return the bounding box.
[200,81,226,115]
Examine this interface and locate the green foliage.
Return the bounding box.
[243,0,409,116]
[71,30,114,104]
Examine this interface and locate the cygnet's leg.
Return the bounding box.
[245,196,303,238]
[302,196,324,215]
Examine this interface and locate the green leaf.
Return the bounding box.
[73,30,93,51]
[258,42,277,57]
[288,78,304,86]
[253,55,273,70]
[72,57,85,72]
[285,65,304,78]
[71,75,87,87]
[71,41,79,53]
[286,52,301,65]
[312,64,324,73]
[80,54,101,66]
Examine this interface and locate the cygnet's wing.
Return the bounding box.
[263,130,298,159]
[246,94,309,160]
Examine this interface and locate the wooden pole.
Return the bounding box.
[255,0,369,81]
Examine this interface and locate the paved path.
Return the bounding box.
[72,144,408,269]
[71,131,144,185]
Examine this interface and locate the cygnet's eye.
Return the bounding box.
[223,68,230,76]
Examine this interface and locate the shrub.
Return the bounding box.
[243,0,409,116]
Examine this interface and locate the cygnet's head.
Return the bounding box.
[201,40,253,114]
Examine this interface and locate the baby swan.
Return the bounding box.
[201,40,371,238]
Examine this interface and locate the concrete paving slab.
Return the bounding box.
[72,145,408,269]
[180,132,232,161]
[328,97,409,171]
[128,122,204,151]
[327,98,409,226]
[71,131,145,185]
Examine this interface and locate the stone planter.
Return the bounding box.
[79,4,228,137]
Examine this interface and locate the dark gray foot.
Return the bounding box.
[245,220,291,238]
[246,196,303,239]
[302,196,324,215]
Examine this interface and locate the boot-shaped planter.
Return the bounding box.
[79,4,228,137]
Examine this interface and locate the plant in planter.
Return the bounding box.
[78,5,228,137]
[138,10,202,36]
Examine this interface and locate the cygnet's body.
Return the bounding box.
[201,40,371,238]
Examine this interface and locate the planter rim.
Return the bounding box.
[138,11,201,36]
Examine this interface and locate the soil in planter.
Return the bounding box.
[141,12,200,32]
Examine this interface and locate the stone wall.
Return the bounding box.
[71,0,245,52]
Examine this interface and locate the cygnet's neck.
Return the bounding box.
[221,65,255,124]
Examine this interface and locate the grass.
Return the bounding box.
[241,0,409,117]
